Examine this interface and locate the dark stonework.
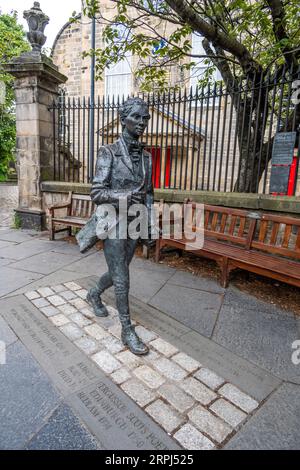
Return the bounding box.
[15,208,46,231]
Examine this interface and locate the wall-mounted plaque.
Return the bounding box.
[269,165,290,193]
[271,132,297,165]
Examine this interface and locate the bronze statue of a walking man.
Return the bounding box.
[77,97,155,355]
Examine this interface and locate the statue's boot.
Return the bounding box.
[86,273,112,317]
[116,293,149,355]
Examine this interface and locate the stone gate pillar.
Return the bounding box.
[3,2,67,230]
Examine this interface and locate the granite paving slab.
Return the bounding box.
[0,316,18,346]
[0,229,39,243]
[0,240,17,249]
[149,283,223,337]
[0,267,43,297]
[7,270,95,298]
[25,403,101,450]
[167,269,225,294]
[64,252,108,276]
[9,251,81,275]
[0,239,65,261]
[225,383,300,450]
[0,341,61,450]
[213,300,300,383]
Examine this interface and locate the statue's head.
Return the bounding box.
[119,97,150,140]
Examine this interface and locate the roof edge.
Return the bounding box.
[51,13,82,58]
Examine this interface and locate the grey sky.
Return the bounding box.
[0,0,82,49]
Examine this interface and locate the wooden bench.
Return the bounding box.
[48,192,95,240]
[155,203,300,288]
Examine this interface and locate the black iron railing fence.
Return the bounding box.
[50,65,300,194]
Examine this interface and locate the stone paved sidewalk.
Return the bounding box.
[0,228,299,450]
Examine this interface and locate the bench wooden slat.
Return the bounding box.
[258,220,268,243]
[282,224,292,248]
[228,215,237,235]
[296,227,300,251]
[237,217,246,237]
[220,213,227,233]
[270,222,280,245]
[211,212,219,231]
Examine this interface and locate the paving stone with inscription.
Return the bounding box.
[145,399,184,433]
[153,357,188,381]
[134,365,165,389]
[188,405,233,443]
[121,379,157,407]
[172,352,201,373]
[194,368,225,390]
[158,383,195,413]
[67,379,180,449]
[149,338,178,357]
[26,403,101,450]
[219,384,259,413]
[0,341,61,449]
[92,350,122,374]
[180,377,217,405]
[210,399,247,428]
[225,383,300,450]
[174,423,215,450]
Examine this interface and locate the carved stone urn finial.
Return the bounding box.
[23,2,49,52]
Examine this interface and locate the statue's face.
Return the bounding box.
[122,104,150,139]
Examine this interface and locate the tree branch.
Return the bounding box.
[164,0,261,75]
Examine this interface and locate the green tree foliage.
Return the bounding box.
[0,11,30,181]
[79,1,300,192]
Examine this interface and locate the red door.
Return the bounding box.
[147,147,171,188]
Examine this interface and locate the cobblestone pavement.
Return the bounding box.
[24,281,260,450]
[0,228,299,450]
[0,184,18,228]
